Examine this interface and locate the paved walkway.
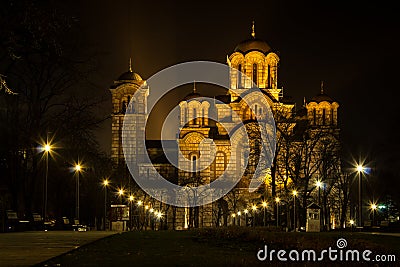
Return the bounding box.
[365,232,400,238]
[0,231,116,266]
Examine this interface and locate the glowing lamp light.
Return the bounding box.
[231,213,236,218]
[149,208,154,213]
[275,197,280,203]
[292,190,298,196]
[356,165,364,172]
[145,205,149,210]
[75,164,81,172]
[252,205,257,211]
[103,179,109,186]
[129,195,134,201]
[349,219,355,225]
[118,188,124,196]
[237,211,241,216]
[316,180,322,188]
[44,144,51,152]
[244,209,248,214]
[262,201,267,208]
[370,203,377,210]
[137,200,143,206]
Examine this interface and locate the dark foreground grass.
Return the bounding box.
[39,228,399,267]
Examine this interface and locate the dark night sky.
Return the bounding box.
[63,0,399,164]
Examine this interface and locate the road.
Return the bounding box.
[0,231,116,266]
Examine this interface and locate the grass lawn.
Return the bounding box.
[39,228,399,267]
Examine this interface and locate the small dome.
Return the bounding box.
[234,38,272,54]
[183,92,202,101]
[117,71,142,81]
[310,93,334,103]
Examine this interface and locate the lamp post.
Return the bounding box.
[356,164,365,227]
[74,164,82,221]
[118,188,125,203]
[244,209,248,227]
[41,142,52,221]
[129,195,134,230]
[275,197,280,227]
[262,201,267,226]
[315,180,322,206]
[370,203,377,226]
[237,211,241,226]
[251,205,257,227]
[103,179,109,230]
[137,200,142,229]
[292,190,297,231]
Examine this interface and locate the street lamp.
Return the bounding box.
[315,180,322,206]
[74,163,83,221]
[244,209,248,227]
[251,204,257,227]
[40,141,53,221]
[370,203,377,226]
[128,195,134,230]
[262,201,267,226]
[275,197,280,227]
[237,211,241,226]
[102,179,109,230]
[356,164,366,227]
[292,190,297,231]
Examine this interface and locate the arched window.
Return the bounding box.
[192,155,197,174]
[267,65,271,88]
[184,108,188,125]
[313,108,316,125]
[238,64,242,88]
[331,108,334,125]
[252,63,258,86]
[322,109,326,125]
[193,108,197,125]
[121,101,126,113]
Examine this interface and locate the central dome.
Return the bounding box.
[117,70,142,81]
[234,38,272,54]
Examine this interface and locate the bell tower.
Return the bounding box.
[109,59,149,166]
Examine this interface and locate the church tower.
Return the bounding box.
[109,59,149,166]
[227,21,281,102]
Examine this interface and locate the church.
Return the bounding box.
[109,25,341,230]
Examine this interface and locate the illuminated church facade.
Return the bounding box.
[109,26,341,230]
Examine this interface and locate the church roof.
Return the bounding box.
[117,71,142,81]
[234,38,272,54]
[310,92,334,103]
[183,91,202,101]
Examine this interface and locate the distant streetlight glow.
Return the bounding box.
[315,180,322,188]
[252,205,257,211]
[262,201,267,208]
[129,195,134,201]
[275,197,280,203]
[75,164,82,172]
[349,219,355,226]
[244,209,248,214]
[137,200,143,206]
[118,188,124,196]
[292,190,297,196]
